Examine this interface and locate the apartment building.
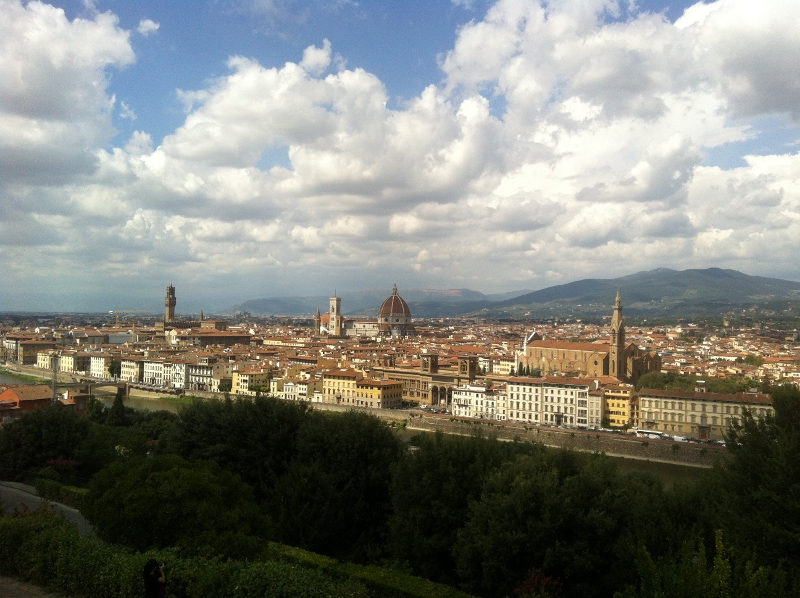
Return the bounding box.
[232,368,271,395]
[503,377,591,428]
[603,384,635,427]
[322,368,363,404]
[637,388,773,440]
[452,383,501,419]
[60,351,91,374]
[120,357,144,383]
[355,378,403,409]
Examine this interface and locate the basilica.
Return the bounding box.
[516,292,660,385]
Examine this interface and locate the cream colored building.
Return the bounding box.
[233,368,271,395]
[59,351,91,375]
[637,388,773,440]
[283,378,322,402]
[120,358,144,383]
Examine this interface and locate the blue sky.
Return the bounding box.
[2,0,800,313]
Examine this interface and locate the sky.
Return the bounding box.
[2,0,800,313]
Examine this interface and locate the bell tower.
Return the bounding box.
[165,284,176,323]
[329,294,342,337]
[610,291,625,380]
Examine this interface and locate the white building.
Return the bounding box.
[90,354,112,379]
[452,383,502,419]
[120,358,144,383]
[143,359,165,386]
[504,377,591,428]
[166,360,187,390]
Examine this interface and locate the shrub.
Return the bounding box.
[34,478,88,510]
[0,512,369,598]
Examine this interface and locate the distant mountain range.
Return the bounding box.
[226,288,531,317]
[226,268,800,319]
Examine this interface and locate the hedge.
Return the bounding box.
[0,513,476,598]
[0,512,366,598]
[271,543,476,598]
[34,478,88,511]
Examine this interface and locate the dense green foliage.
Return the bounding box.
[84,454,271,559]
[618,532,794,598]
[388,432,538,585]
[271,409,401,560]
[34,478,88,510]
[161,395,310,502]
[453,451,698,598]
[162,397,402,561]
[635,371,759,393]
[0,404,92,482]
[2,389,799,597]
[0,511,369,598]
[714,384,800,566]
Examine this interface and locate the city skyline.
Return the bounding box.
[3,0,800,312]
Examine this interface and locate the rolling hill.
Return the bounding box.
[225,269,800,319]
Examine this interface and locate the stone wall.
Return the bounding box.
[405,413,725,468]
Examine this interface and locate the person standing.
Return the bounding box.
[143,559,166,598]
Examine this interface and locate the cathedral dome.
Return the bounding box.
[379,285,411,317]
[377,285,415,337]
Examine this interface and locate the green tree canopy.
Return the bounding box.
[452,450,688,598]
[0,405,90,482]
[273,409,402,562]
[714,385,800,566]
[162,396,311,503]
[388,432,538,585]
[84,454,271,559]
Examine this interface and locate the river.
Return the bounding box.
[97,394,185,413]
[0,370,49,386]
[0,368,185,413]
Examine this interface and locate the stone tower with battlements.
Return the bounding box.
[165,284,176,323]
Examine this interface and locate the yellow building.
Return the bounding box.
[638,388,773,440]
[603,384,634,428]
[322,368,364,404]
[354,378,403,409]
[232,368,271,395]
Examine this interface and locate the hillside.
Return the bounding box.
[224,269,800,319]
[482,268,800,318]
[227,288,530,316]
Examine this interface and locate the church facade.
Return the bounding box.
[517,292,660,385]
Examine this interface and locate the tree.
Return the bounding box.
[617,532,794,598]
[162,396,311,503]
[743,354,765,367]
[105,387,130,427]
[714,385,800,567]
[108,359,121,378]
[217,379,232,392]
[452,451,683,598]
[0,405,91,482]
[273,410,402,562]
[389,432,538,585]
[84,454,271,559]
